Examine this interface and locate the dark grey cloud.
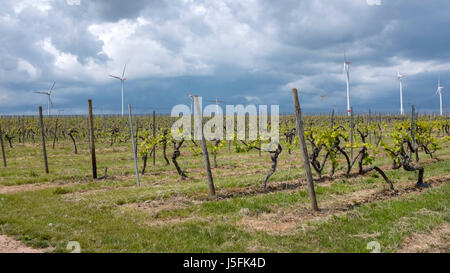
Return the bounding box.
[88,0,166,22]
[0,0,449,115]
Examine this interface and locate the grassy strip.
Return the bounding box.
[0,178,448,252]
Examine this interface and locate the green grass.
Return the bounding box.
[0,136,449,252]
[0,181,448,252]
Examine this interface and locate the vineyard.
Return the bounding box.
[0,107,449,253]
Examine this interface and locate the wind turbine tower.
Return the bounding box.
[109,64,127,116]
[33,81,55,116]
[436,76,445,116]
[397,71,406,115]
[344,53,351,116]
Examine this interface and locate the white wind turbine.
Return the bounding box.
[189,93,194,116]
[33,81,55,116]
[344,53,351,116]
[397,71,406,115]
[436,76,445,116]
[109,64,127,116]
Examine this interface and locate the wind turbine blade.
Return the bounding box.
[49,81,55,93]
[34,91,47,94]
[49,96,53,106]
[122,64,127,78]
[109,75,122,80]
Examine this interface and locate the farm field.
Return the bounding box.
[0,114,449,253]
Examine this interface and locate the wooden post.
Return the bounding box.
[152,110,156,166]
[86,117,91,153]
[128,104,140,187]
[88,100,97,179]
[291,88,319,211]
[134,118,139,158]
[0,123,6,167]
[368,109,372,144]
[22,116,25,144]
[330,109,335,129]
[410,105,415,159]
[103,115,107,133]
[193,96,216,197]
[63,117,67,140]
[39,106,49,174]
[52,117,58,149]
[350,107,354,160]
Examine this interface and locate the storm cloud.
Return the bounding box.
[0,0,449,115]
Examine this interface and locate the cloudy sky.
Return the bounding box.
[0,0,449,115]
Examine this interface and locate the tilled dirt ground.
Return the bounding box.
[0,183,59,194]
[0,156,445,197]
[0,235,44,253]
[237,175,450,235]
[398,223,450,253]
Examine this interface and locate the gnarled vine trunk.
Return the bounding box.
[67,130,78,154]
[262,144,282,189]
[162,129,170,165]
[172,139,187,180]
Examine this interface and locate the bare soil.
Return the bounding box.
[238,175,450,235]
[0,235,45,253]
[0,183,58,194]
[398,223,450,253]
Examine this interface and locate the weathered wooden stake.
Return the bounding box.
[410,105,416,160]
[368,109,372,144]
[152,110,156,166]
[291,88,319,211]
[103,115,107,133]
[88,99,97,179]
[193,96,216,197]
[0,123,6,167]
[86,117,91,153]
[350,107,354,160]
[330,108,335,129]
[128,104,140,187]
[134,118,139,158]
[39,106,49,174]
[52,117,58,149]
[21,116,25,144]
[63,117,67,140]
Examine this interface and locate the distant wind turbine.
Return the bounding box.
[436,76,445,116]
[205,98,225,114]
[33,81,55,116]
[397,71,406,115]
[189,93,194,116]
[344,53,351,116]
[109,64,127,116]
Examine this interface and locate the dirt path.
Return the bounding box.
[124,172,449,232]
[215,157,444,200]
[0,235,45,253]
[1,155,447,196]
[0,183,60,194]
[238,174,450,235]
[397,223,450,253]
